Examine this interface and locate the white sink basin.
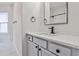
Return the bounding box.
[37,33,57,36]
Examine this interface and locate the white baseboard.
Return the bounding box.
[12,41,21,56]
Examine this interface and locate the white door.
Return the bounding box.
[39,47,56,56]
[28,41,38,56]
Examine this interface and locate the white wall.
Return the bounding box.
[53,2,79,35]
[22,2,41,55]
[22,2,41,33]
[22,2,79,55]
[23,2,79,36]
[39,2,79,36]
[0,3,13,42]
[38,2,51,34]
[13,2,22,55]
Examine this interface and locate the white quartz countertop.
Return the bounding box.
[26,32,79,49]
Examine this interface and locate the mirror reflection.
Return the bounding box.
[44,2,68,25]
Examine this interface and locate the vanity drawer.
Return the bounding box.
[27,35,33,41]
[33,37,47,48]
[48,42,71,56]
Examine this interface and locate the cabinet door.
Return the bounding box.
[39,47,56,56]
[28,41,38,56]
[22,42,28,56]
[72,49,79,56]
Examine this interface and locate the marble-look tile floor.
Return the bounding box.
[0,40,18,56]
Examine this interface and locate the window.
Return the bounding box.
[0,12,8,33]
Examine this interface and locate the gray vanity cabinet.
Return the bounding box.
[39,47,56,56]
[28,41,38,56]
[48,42,71,56]
[28,40,56,56]
[27,35,56,56]
[26,34,79,56]
[27,34,71,56]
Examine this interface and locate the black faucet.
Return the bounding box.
[49,26,55,34]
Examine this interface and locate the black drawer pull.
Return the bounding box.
[35,46,38,48]
[28,37,30,39]
[38,48,41,51]
[56,49,60,53]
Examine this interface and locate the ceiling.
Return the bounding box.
[0,2,14,6]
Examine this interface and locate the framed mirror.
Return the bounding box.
[44,2,68,25]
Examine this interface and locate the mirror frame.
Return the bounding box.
[44,2,68,25]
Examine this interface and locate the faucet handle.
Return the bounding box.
[49,27,54,29]
[48,26,55,34]
[48,28,51,29]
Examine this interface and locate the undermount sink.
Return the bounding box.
[37,33,57,36]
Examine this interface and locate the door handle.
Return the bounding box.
[13,21,17,24]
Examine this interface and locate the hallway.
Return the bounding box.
[0,38,18,56]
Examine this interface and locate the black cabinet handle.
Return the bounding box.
[28,37,30,39]
[38,48,41,51]
[56,49,60,53]
[35,46,38,48]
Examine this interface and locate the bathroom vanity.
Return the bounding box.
[23,32,79,56]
